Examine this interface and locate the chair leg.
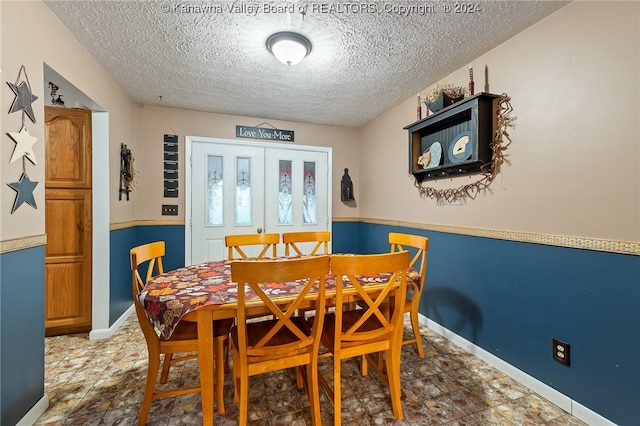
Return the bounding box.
[224,339,230,373]
[385,347,403,420]
[239,373,250,426]
[159,352,173,384]
[307,362,322,426]
[215,337,226,415]
[360,354,368,376]
[410,308,425,358]
[139,351,161,426]
[333,359,341,426]
[232,349,240,405]
[296,366,304,389]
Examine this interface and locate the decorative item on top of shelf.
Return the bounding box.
[412,94,515,204]
[119,143,135,201]
[48,82,65,107]
[423,84,466,113]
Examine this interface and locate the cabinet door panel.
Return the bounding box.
[44,188,92,333]
[45,108,92,189]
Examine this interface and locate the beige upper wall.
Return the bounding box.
[135,105,360,220]
[1,0,138,239]
[360,1,639,242]
[2,1,637,245]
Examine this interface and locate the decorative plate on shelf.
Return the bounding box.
[447,131,473,164]
[425,142,442,169]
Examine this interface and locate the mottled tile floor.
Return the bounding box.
[35,314,588,425]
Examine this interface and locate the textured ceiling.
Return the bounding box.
[45,0,568,127]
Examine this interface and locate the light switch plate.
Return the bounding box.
[162,204,178,216]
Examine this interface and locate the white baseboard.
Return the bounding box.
[16,394,49,426]
[88,305,134,341]
[421,315,616,426]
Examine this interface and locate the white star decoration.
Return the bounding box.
[7,126,37,165]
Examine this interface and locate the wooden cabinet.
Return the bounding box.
[405,93,498,182]
[45,107,92,336]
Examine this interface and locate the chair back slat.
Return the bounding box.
[389,232,428,287]
[282,231,331,256]
[225,233,280,259]
[130,242,169,348]
[388,232,429,358]
[231,255,330,360]
[330,251,409,346]
[131,241,165,296]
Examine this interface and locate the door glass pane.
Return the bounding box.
[303,161,316,224]
[207,155,223,226]
[278,160,292,224]
[236,157,251,225]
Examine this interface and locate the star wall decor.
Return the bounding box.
[7,80,38,124]
[7,172,38,213]
[7,126,38,165]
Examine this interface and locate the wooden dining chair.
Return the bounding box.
[130,241,232,423]
[230,255,330,426]
[312,251,409,425]
[224,232,280,259]
[389,232,429,358]
[282,231,331,256]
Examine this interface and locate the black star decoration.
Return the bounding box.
[7,81,38,123]
[7,172,38,213]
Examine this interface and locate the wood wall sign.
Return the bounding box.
[236,125,294,142]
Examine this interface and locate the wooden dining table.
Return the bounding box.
[139,256,419,425]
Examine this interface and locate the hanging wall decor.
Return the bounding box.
[6,65,39,214]
[163,134,179,198]
[119,143,134,201]
[7,172,38,213]
[340,168,355,202]
[7,126,38,164]
[7,65,38,123]
[408,94,515,204]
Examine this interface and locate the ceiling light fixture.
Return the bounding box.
[266,32,312,65]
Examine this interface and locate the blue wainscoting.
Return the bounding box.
[0,246,45,426]
[109,225,186,324]
[357,222,640,426]
[332,221,363,254]
[110,221,640,424]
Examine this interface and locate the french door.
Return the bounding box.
[187,137,331,265]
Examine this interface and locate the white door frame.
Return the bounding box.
[185,136,332,265]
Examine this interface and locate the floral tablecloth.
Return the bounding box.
[139,258,419,339]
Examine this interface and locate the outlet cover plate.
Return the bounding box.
[553,338,570,366]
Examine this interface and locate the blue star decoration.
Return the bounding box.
[7,172,38,213]
[7,81,38,123]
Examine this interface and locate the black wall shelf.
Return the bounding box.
[404,93,498,182]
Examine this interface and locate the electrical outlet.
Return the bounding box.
[553,338,570,366]
[161,204,178,216]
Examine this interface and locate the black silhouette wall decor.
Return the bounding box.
[341,168,354,201]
